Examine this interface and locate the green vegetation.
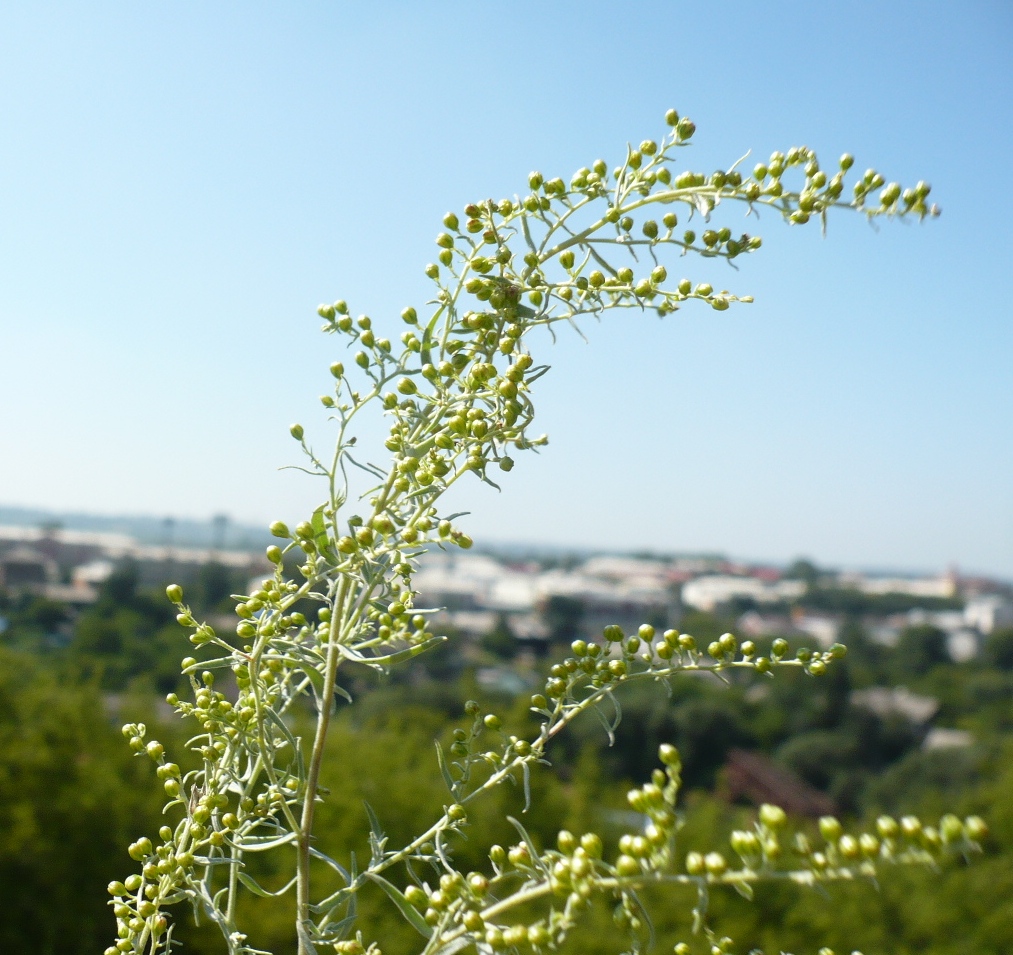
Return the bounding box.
[0,595,1009,954]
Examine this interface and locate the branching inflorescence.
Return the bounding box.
[107,111,980,955]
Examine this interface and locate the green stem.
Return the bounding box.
[296,574,351,954]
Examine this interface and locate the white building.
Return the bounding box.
[681,575,805,612]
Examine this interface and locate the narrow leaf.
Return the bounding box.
[435,741,457,794]
[365,873,432,939]
[732,878,754,900]
[432,937,475,955]
[592,701,616,746]
[506,816,544,872]
[237,873,297,898]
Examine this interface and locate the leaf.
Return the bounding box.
[506,816,544,872]
[324,912,358,941]
[432,937,475,955]
[344,634,446,667]
[311,505,339,564]
[363,801,388,862]
[591,689,622,746]
[308,846,351,884]
[521,759,532,813]
[364,873,432,939]
[435,741,457,795]
[237,873,297,898]
[242,831,299,852]
[731,878,754,901]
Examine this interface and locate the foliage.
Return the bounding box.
[99,110,979,955]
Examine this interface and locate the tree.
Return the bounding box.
[896,624,950,676]
[483,615,520,661]
[106,111,980,955]
[985,626,1013,671]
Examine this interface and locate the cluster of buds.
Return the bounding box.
[614,744,683,876]
[535,626,845,710]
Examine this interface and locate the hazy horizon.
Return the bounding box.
[0,502,1006,583]
[2,2,1010,578]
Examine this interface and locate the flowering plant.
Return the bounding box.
[107,110,980,955]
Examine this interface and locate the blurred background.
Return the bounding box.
[0,2,1011,954]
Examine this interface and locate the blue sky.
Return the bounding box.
[1,1,1011,578]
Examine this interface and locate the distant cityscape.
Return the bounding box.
[1,506,1010,669]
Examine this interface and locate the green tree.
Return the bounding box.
[984,626,1013,671]
[482,614,520,660]
[896,624,950,676]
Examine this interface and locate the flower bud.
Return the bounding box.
[704,851,726,875]
[165,584,183,603]
[289,424,304,441]
[128,837,153,861]
[658,743,680,766]
[759,804,787,829]
[965,816,988,840]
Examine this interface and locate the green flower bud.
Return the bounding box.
[759,804,787,829]
[965,816,988,840]
[615,854,640,877]
[685,851,705,874]
[559,249,575,269]
[165,584,183,603]
[819,816,842,842]
[289,423,304,441]
[658,743,680,767]
[642,219,659,239]
[859,833,880,856]
[128,837,153,861]
[939,814,964,842]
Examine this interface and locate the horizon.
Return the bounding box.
[2,2,1010,579]
[0,502,1006,585]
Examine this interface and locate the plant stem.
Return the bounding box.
[296,575,351,953]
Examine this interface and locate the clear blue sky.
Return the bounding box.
[1,1,1011,578]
